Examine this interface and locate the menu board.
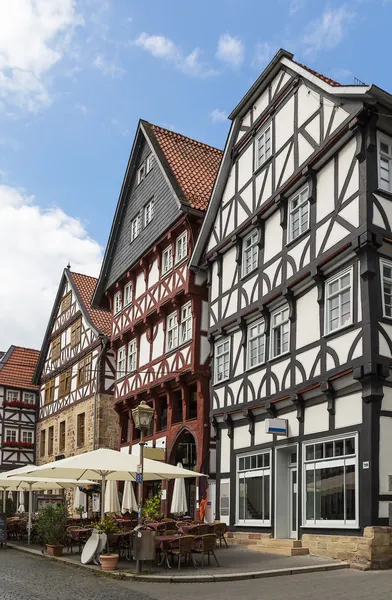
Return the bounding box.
[0,512,7,546]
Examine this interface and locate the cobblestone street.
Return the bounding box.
[1,550,392,600]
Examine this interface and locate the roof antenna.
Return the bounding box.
[66,262,71,270]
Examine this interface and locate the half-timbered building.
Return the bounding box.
[93,121,222,515]
[0,346,39,472]
[34,269,118,478]
[191,49,392,547]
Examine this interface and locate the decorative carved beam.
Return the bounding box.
[291,392,304,422]
[243,408,255,435]
[223,413,233,439]
[321,380,335,415]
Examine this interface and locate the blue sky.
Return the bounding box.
[1,0,391,348]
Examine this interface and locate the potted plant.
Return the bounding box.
[94,516,120,571]
[35,504,67,556]
[75,505,85,520]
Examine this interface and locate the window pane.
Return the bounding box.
[245,456,251,470]
[257,454,264,468]
[239,457,245,471]
[306,469,315,520]
[245,475,263,520]
[334,440,344,457]
[345,438,355,455]
[325,441,334,458]
[315,466,345,521]
[315,443,324,459]
[251,455,257,469]
[264,474,270,520]
[306,445,315,461]
[346,464,356,521]
[264,453,270,467]
[239,477,245,520]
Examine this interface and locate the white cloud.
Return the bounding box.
[252,42,273,69]
[93,54,125,78]
[76,103,87,114]
[209,108,227,124]
[301,5,356,55]
[289,0,305,14]
[216,34,244,68]
[0,0,83,112]
[134,33,218,79]
[0,184,102,349]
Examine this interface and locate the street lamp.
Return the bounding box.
[131,400,154,574]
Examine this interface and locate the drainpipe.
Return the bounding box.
[93,336,109,451]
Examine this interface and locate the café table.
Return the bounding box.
[67,528,91,554]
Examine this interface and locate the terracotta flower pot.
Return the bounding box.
[46,544,64,557]
[100,553,119,571]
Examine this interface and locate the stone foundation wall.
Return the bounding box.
[36,394,119,515]
[302,527,392,570]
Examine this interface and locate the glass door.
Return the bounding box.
[289,467,297,539]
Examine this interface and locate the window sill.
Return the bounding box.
[174,256,188,268]
[323,321,354,339]
[246,361,266,373]
[301,523,359,529]
[165,339,192,356]
[376,187,392,199]
[268,350,291,364]
[241,267,258,282]
[286,228,310,249]
[235,521,271,527]
[212,378,229,387]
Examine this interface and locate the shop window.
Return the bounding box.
[237,451,271,525]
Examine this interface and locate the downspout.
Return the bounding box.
[93,336,109,451]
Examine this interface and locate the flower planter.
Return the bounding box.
[100,554,119,571]
[46,544,64,557]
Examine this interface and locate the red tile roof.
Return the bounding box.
[147,123,223,211]
[292,60,341,87]
[0,346,39,390]
[69,272,112,336]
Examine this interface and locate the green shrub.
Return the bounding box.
[35,504,68,546]
[143,491,162,520]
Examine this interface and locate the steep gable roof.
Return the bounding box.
[33,268,110,383]
[142,121,223,211]
[92,120,222,307]
[0,345,39,390]
[69,272,111,336]
[291,60,341,87]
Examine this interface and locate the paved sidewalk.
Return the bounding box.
[8,541,346,582]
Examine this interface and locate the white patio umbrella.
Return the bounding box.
[121,481,138,514]
[10,447,206,518]
[17,490,25,513]
[170,463,188,515]
[73,486,87,515]
[104,480,121,514]
[2,476,95,545]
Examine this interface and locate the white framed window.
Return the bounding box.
[381,258,392,318]
[137,163,146,184]
[127,340,137,373]
[5,429,17,443]
[162,246,173,276]
[144,198,154,227]
[247,319,265,369]
[166,312,178,352]
[242,230,258,276]
[124,281,133,307]
[288,186,309,242]
[180,302,192,343]
[255,123,272,169]
[378,132,392,192]
[146,154,154,173]
[23,392,35,404]
[237,450,271,526]
[22,430,33,444]
[130,215,141,242]
[325,268,353,334]
[6,390,19,403]
[303,434,358,528]
[270,305,290,359]
[175,232,187,263]
[113,291,122,315]
[214,338,230,384]
[116,346,126,379]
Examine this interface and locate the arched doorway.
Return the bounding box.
[170,430,197,517]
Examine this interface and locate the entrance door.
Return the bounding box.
[289,467,297,539]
